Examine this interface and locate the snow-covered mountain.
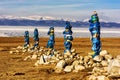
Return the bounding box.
[0,15,57,20]
[0,15,78,22]
[0,15,120,28]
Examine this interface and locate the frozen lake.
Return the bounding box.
[0,26,120,38]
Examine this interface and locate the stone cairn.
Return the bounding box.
[9,46,120,79]
[89,11,101,58]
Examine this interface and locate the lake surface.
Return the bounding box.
[0,26,120,38]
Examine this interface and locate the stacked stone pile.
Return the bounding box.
[88,51,120,80]
[9,46,120,79]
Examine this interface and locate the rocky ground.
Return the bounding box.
[0,37,120,80]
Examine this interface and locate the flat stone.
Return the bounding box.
[24,56,31,61]
[74,65,85,71]
[9,51,13,54]
[97,75,109,80]
[64,65,73,72]
[72,60,79,66]
[104,54,113,61]
[101,60,108,67]
[31,54,38,59]
[17,46,23,49]
[71,49,76,53]
[100,50,108,56]
[93,55,103,62]
[108,58,120,74]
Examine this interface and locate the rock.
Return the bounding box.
[27,48,32,52]
[97,75,109,80]
[51,55,57,60]
[79,56,83,60]
[65,59,73,65]
[108,58,120,76]
[88,75,97,80]
[72,53,77,57]
[108,58,120,73]
[103,67,108,73]
[39,48,43,52]
[109,66,120,76]
[70,55,73,59]
[92,66,108,76]
[17,46,23,49]
[11,48,16,50]
[39,55,46,64]
[55,69,62,73]
[72,60,79,66]
[24,55,31,61]
[76,54,80,59]
[85,63,89,68]
[92,67,102,73]
[88,55,93,59]
[71,49,76,53]
[84,56,90,63]
[79,60,84,65]
[104,54,113,61]
[88,59,94,65]
[96,62,101,67]
[35,60,39,66]
[92,62,101,67]
[64,54,68,58]
[22,49,27,53]
[54,51,60,55]
[93,55,103,62]
[55,60,66,70]
[64,65,73,72]
[58,56,64,60]
[43,55,51,62]
[9,51,13,54]
[47,51,51,55]
[74,65,85,71]
[15,50,19,53]
[116,55,120,60]
[101,60,108,67]
[31,54,38,59]
[65,50,71,55]
[100,50,108,56]
[56,54,60,58]
[55,60,66,73]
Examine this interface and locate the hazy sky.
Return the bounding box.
[0,0,120,22]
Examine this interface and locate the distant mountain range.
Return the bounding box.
[0,15,120,28]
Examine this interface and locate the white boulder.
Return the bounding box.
[93,55,103,62]
[64,65,73,72]
[55,60,66,70]
[74,65,85,71]
[100,50,108,56]
[97,75,109,80]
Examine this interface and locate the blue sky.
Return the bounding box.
[0,0,120,22]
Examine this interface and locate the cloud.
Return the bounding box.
[0,0,120,22]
